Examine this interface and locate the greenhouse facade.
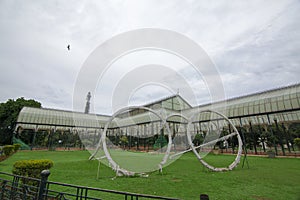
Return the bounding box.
[15,83,300,155]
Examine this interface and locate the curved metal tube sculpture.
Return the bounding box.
[90,106,243,176]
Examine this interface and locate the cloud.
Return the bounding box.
[0,0,299,114]
[213,1,300,98]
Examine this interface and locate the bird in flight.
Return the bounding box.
[67,44,70,51]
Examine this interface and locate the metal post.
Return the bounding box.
[129,132,132,150]
[0,180,7,199]
[238,118,249,169]
[38,170,50,200]
[47,130,52,150]
[97,159,101,179]
[137,127,139,150]
[31,126,38,150]
[257,123,266,152]
[266,114,278,155]
[274,118,285,156]
[200,194,209,200]
[282,123,293,152]
[249,121,257,154]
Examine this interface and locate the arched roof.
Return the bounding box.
[183,83,300,124]
[16,107,109,131]
[15,83,300,131]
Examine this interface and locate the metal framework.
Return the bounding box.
[16,84,300,132]
[0,171,179,200]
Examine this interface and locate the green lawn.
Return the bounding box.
[0,150,299,200]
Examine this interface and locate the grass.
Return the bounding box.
[0,150,299,200]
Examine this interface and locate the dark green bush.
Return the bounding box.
[12,159,53,183]
[3,145,14,156]
[294,138,300,149]
[13,143,21,152]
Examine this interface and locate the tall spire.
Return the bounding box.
[84,92,91,114]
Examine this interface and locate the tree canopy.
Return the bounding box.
[0,97,41,145]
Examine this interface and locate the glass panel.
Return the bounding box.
[259,100,265,113]
[162,101,173,109]
[271,102,277,112]
[285,113,292,121]
[287,113,294,121]
[19,110,26,122]
[265,101,271,112]
[277,114,284,122]
[277,100,285,110]
[28,109,34,123]
[290,93,297,98]
[283,94,290,100]
[254,104,260,114]
[271,97,277,102]
[231,118,240,127]
[296,112,300,120]
[49,111,54,125]
[243,103,249,115]
[283,97,293,110]
[37,112,43,124]
[228,106,234,117]
[232,106,238,116]
[248,102,254,115]
[238,106,243,116]
[277,96,283,101]
[25,112,31,122]
[291,98,299,109]
[44,111,49,124]
[297,91,300,99]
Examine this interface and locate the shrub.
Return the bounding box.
[13,143,21,152]
[13,159,54,185]
[153,135,168,150]
[294,138,300,149]
[3,145,14,156]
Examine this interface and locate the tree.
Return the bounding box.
[0,97,41,145]
[289,123,300,139]
[192,133,204,146]
[294,138,300,150]
[153,134,168,150]
[120,135,128,149]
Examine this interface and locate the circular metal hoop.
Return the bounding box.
[90,108,243,175]
[187,109,243,171]
[90,106,173,176]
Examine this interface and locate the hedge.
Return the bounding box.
[12,159,54,184]
[3,145,14,156]
[13,143,21,152]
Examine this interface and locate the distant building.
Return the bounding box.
[15,83,300,154]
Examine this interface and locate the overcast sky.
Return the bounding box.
[0,0,299,114]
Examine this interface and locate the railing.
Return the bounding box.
[0,171,179,200]
[0,171,42,199]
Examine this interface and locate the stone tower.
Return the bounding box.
[84,92,91,114]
